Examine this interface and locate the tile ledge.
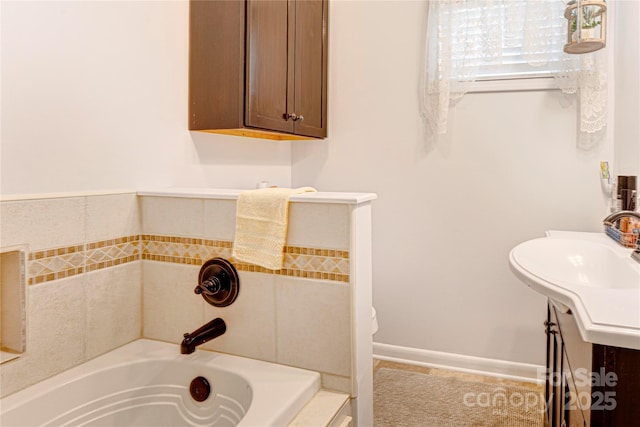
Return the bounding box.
[1,189,136,202]
[0,350,21,365]
[137,188,377,205]
[1,188,377,205]
[287,389,350,427]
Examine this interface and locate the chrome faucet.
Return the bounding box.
[603,210,640,263]
[603,210,640,226]
[181,318,226,354]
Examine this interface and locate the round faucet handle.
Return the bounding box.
[196,258,240,307]
[202,277,222,294]
[194,276,223,296]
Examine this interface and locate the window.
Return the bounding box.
[441,0,569,82]
[422,0,608,137]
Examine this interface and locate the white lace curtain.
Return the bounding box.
[421,0,607,142]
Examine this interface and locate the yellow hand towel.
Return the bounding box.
[232,187,317,270]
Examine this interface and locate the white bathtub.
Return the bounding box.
[0,339,320,426]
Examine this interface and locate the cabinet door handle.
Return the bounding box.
[283,113,304,122]
[544,321,557,334]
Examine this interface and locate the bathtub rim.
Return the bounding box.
[0,338,321,427]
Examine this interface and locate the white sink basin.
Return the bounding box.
[509,231,640,350]
[512,238,639,290]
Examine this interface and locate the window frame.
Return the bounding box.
[468,76,559,93]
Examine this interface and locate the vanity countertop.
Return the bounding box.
[510,230,640,350]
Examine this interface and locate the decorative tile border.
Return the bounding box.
[141,235,350,283]
[85,236,140,272]
[28,236,140,285]
[29,244,86,285]
[140,234,232,265]
[27,235,349,284]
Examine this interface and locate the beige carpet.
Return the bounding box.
[374,366,545,427]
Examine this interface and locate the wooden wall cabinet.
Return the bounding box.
[189,0,328,141]
[545,303,640,427]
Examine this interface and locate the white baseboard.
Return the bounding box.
[373,342,544,385]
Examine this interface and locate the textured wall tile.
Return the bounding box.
[321,373,353,394]
[203,199,237,241]
[85,263,141,359]
[1,351,35,397]
[142,261,203,343]
[287,203,350,250]
[201,272,276,362]
[28,277,86,367]
[86,193,140,242]
[1,198,85,251]
[140,196,203,237]
[276,276,351,376]
[0,276,87,397]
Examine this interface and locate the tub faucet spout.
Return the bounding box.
[181,318,226,354]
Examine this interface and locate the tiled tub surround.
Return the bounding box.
[0,193,142,397]
[0,189,375,426]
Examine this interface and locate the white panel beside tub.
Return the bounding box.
[349,202,374,427]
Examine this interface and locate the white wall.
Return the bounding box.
[0,0,291,196]
[292,0,613,366]
[614,0,640,176]
[1,0,631,369]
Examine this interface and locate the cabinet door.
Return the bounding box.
[547,306,563,427]
[292,0,327,137]
[189,0,245,130]
[562,348,587,427]
[554,307,593,426]
[245,0,293,134]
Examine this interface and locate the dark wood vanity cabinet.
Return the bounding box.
[545,303,640,427]
[189,0,328,140]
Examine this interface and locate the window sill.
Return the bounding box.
[468,77,558,93]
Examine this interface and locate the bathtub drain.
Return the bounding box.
[190,376,211,402]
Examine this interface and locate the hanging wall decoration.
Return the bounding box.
[564,0,607,54]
